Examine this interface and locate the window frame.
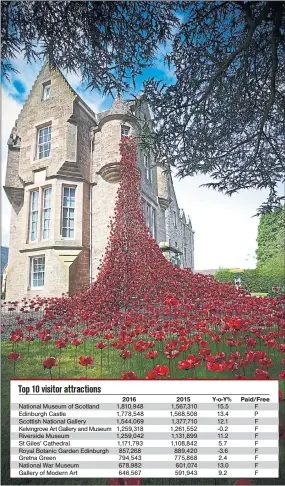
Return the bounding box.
[29,190,39,242]
[30,255,45,290]
[37,125,52,160]
[173,210,177,228]
[143,154,152,182]
[61,185,76,239]
[142,198,156,239]
[121,125,130,137]
[151,206,156,239]
[42,187,52,240]
[42,81,51,101]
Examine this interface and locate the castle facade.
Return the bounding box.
[4,64,194,300]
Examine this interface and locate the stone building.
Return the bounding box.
[4,64,194,300]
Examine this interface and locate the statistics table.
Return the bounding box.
[10,379,279,479]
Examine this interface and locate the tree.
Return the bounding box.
[144,1,285,214]
[214,268,235,284]
[1,0,177,93]
[256,205,285,264]
[2,1,285,213]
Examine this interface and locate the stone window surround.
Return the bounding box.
[42,80,51,101]
[61,185,76,240]
[142,197,156,239]
[29,189,39,242]
[30,254,45,290]
[31,118,53,163]
[143,153,152,183]
[173,209,177,228]
[38,125,52,159]
[27,184,52,244]
[42,187,52,240]
[23,178,83,251]
[121,124,131,137]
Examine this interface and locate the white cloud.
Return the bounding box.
[1,89,23,246]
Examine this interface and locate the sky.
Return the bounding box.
[1,53,283,271]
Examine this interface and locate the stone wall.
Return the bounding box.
[5,65,195,299]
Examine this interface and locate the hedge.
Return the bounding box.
[214,265,285,293]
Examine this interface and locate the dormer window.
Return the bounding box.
[121,125,130,137]
[42,81,51,100]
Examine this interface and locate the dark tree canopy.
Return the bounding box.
[2,1,285,213]
[144,1,285,214]
[1,0,177,92]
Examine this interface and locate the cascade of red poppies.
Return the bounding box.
[43,136,284,340]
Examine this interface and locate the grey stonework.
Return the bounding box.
[4,64,194,299]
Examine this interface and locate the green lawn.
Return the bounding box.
[1,340,285,485]
[251,293,269,297]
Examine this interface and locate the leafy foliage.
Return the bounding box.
[1,0,177,93]
[2,1,285,212]
[256,205,285,264]
[213,269,235,284]
[144,1,285,214]
[215,265,285,293]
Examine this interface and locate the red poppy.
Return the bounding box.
[254,368,269,380]
[178,360,194,370]
[104,333,114,340]
[121,371,138,380]
[234,480,253,485]
[8,352,23,360]
[25,325,34,332]
[56,339,66,349]
[96,342,107,350]
[153,364,169,376]
[279,369,285,379]
[43,357,57,369]
[110,479,141,485]
[206,362,225,372]
[145,350,158,359]
[71,338,82,346]
[10,334,22,342]
[79,356,94,366]
[120,350,131,359]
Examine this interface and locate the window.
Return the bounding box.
[142,199,156,238]
[42,187,52,240]
[121,125,130,137]
[42,81,51,100]
[31,256,45,289]
[151,207,156,238]
[29,191,39,241]
[61,186,75,238]
[144,154,152,182]
[38,126,51,159]
[173,210,177,228]
[184,247,187,264]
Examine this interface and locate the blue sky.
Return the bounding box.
[2,52,282,270]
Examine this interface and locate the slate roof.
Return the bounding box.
[97,95,134,121]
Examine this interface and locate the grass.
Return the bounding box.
[251,293,268,297]
[1,339,285,486]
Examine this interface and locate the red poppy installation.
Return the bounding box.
[3,136,285,384]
